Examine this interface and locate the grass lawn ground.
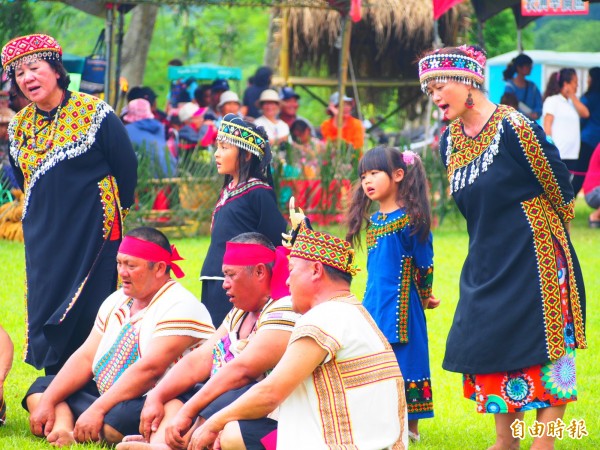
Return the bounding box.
[0,202,598,449]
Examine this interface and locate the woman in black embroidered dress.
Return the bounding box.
[2,34,137,374]
[201,114,286,326]
[419,46,586,450]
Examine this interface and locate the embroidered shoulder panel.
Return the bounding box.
[8,92,112,218]
[366,213,410,251]
[505,112,574,222]
[445,105,514,193]
[211,180,272,229]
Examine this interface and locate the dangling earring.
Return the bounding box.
[465,91,474,109]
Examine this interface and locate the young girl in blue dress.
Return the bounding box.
[200,113,287,326]
[346,146,438,442]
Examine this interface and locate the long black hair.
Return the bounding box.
[558,68,577,89]
[585,67,600,95]
[346,146,431,247]
[503,53,533,81]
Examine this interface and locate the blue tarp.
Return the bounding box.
[168,63,242,81]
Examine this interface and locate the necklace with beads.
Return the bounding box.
[29,92,65,154]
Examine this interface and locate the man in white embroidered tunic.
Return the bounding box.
[23,227,215,448]
[190,218,408,450]
[116,232,299,450]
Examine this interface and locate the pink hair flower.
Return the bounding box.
[402,151,419,166]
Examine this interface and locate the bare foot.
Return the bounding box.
[47,429,76,447]
[121,434,146,443]
[115,442,171,450]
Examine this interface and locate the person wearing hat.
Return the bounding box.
[125,98,175,180]
[2,33,138,375]
[207,79,230,119]
[215,90,242,129]
[177,102,217,166]
[23,226,215,447]
[277,86,314,133]
[243,66,273,119]
[254,89,290,146]
[321,91,365,151]
[188,208,408,450]
[116,232,299,450]
[419,45,585,450]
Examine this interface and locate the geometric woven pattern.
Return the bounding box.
[366,213,409,251]
[1,33,62,75]
[93,321,140,395]
[98,175,118,240]
[291,222,358,275]
[506,112,574,223]
[418,50,484,93]
[521,196,565,361]
[216,113,267,160]
[8,92,110,219]
[397,257,412,344]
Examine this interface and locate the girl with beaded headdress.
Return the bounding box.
[346,146,438,442]
[200,113,287,325]
[1,34,137,375]
[419,45,586,449]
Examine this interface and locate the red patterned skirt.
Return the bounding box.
[463,240,577,413]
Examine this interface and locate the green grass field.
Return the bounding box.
[0,205,597,449]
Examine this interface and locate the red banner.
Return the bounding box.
[433,0,466,20]
[521,0,589,16]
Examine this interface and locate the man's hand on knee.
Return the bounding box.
[140,395,166,441]
[73,405,105,443]
[29,399,55,437]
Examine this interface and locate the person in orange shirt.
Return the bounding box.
[320,92,364,151]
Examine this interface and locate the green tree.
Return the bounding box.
[534,19,600,52]
[0,2,36,44]
[469,9,535,57]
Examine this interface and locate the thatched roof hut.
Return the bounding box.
[286,0,469,82]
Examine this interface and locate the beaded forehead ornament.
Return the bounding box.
[290,222,358,276]
[1,34,62,76]
[418,45,486,94]
[216,113,267,160]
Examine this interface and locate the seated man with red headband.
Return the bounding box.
[23,227,215,448]
[117,231,299,450]
[189,216,408,450]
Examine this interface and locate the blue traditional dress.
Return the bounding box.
[363,208,434,420]
[440,104,586,413]
[8,91,137,373]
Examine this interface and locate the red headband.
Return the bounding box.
[222,242,290,300]
[223,242,276,265]
[118,236,185,278]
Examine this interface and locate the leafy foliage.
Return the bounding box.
[534,19,600,52]
[0,2,36,44]
[469,9,535,57]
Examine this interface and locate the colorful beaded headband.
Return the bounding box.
[2,34,62,76]
[290,222,358,276]
[216,113,267,160]
[418,45,486,94]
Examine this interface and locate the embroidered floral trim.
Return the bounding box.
[8,92,112,218]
